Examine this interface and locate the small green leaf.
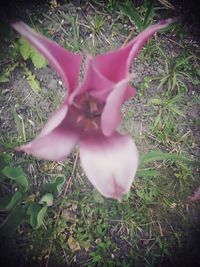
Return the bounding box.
[39,193,53,207]
[31,50,47,69]
[0,63,19,83]
[23,65,41,94]
[0,206,27,236]
[26,72,41,93]
[37,206,48,228]
[18,38,31,60]
[43,176,66,195]
[93,189,104,204]
[149,98,162,105]
[2,166,29,191]
[0,190,24,212]
[27,203,47,229]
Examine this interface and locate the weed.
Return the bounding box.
[90,15,105,35]
[118,0,155,31]
[156,47,197,94]
[0,2,199,266]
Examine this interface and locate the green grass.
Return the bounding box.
[0,1,200,267]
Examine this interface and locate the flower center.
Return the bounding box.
[72,93,104,131]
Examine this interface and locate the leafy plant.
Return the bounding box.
[148,93,186,143]
[0,153,66,236]
[118,0,155,31]
[18,37,47,69]
[23,64,41,94]
[0,63,19,83]
[136,149,195,183]
[90,15,105,34]
[156,47,198,94]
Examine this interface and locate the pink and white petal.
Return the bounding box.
[101,78,136,136]
[39,104,68,137]
[92,46,132,83]
[93,18,176,83]
[124,84,137,101]
[69,54,114,103]
[80,132,139,199]
[126,18,177,68]
[17,126,79,161]
[12,21,82,92]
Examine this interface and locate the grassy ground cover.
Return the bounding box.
[0,1,200,266]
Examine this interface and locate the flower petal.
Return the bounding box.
[126,18,177,67]
[80,132,138,199]
[39,104,68,137]
[11,21,82,92]
[93,18,176,82]
[17,126,79,161]
[101,78,136,136]
[69,55,114,103]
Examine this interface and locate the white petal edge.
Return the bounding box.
[80,133,139,199]
[17,127,79,161]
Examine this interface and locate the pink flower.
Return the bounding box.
[12,19,176,199]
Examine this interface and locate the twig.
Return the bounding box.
[45,149,79,267]
[121,28,135,48]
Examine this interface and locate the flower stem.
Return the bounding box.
[45,149,79,267]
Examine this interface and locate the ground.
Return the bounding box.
[0,1,200,267]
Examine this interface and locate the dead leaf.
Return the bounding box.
[67,236,80,252]
[190,186,200,201]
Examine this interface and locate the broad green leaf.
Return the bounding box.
[18,38,47,68]
[2,166,29,191]
[27,203,47,229]
[137,169,160,177]
[37,206,48,228]
[0,206,27,236]
[18,38,31,60]
[0,191,24,212]
[43,176,66,195]
[140,150,194,167]
[31,50,47,69]
[39,193,53,207]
